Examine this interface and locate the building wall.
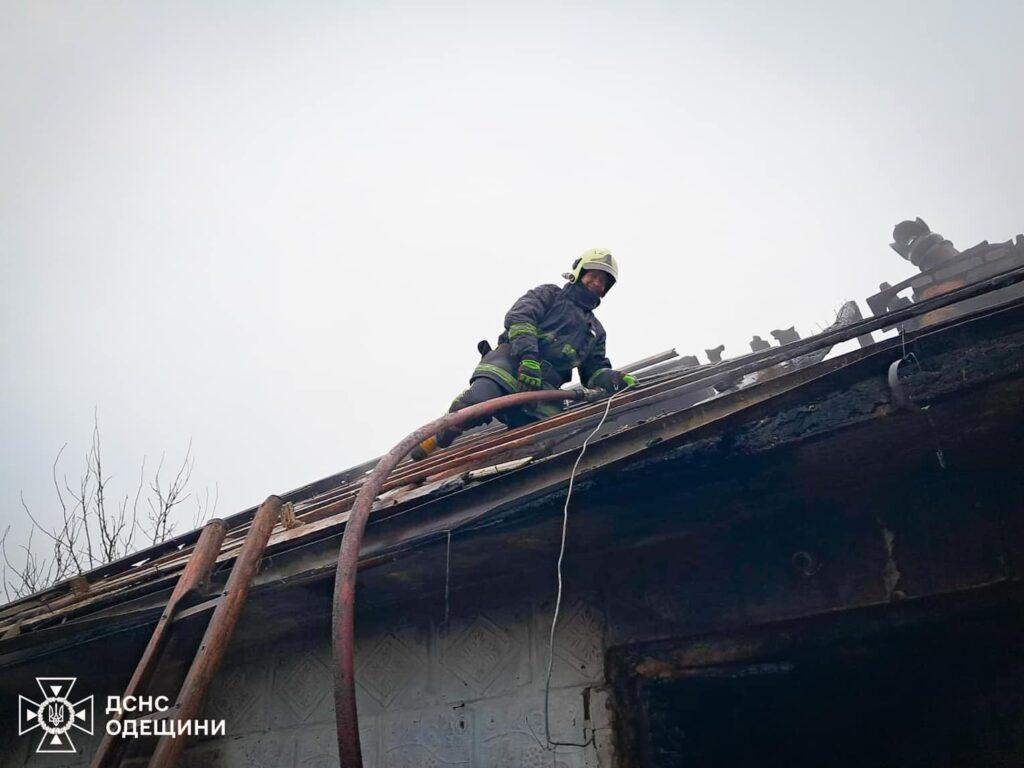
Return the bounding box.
[1,578,614,768]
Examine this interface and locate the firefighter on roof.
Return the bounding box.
[411,249,637,460]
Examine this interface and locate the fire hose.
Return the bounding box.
[330,387,602,767]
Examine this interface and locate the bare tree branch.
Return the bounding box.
[147,442,194,546]
[4,419,210,600]
[193,482,219,529]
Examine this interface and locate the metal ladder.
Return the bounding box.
[90,495,283,768]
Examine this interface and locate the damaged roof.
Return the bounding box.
[1,263,1023,654]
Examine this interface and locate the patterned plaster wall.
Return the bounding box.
[7,585,614,768]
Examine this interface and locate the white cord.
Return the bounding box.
[544,388,623,748]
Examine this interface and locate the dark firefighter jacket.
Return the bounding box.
[472,281,614,394]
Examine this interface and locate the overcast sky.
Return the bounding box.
[2,1,1021,560]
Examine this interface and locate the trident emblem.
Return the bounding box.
[47,702,67,728]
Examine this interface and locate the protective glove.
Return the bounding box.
[589,368,637,393]
[517,359,544,389]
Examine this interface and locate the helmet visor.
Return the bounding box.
[580,262,617,283]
